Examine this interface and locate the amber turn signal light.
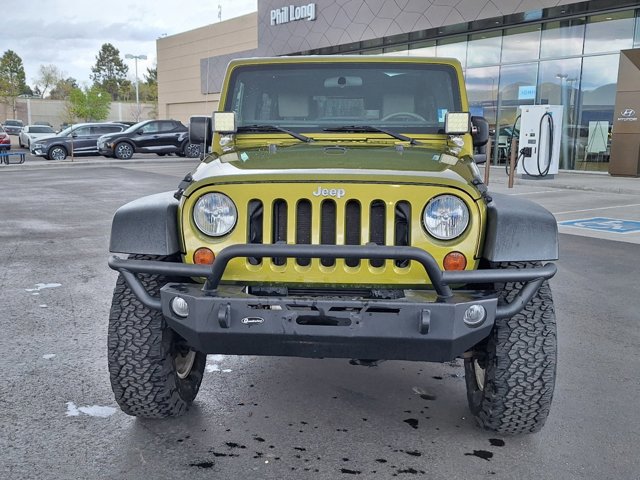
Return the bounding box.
[194,247,215,265]
[443,251,467,271]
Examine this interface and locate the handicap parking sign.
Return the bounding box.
[559,217,640,234]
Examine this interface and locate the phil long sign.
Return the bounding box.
[270,3,316,25]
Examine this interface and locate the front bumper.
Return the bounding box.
[31,145,46,156]
[109,244,556,362]
[98,144,114,155]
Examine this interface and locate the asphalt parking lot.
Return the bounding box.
[1,154,639,479]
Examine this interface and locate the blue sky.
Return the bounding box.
[1,0,257,88]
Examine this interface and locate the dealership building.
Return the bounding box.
[157,0,640,174]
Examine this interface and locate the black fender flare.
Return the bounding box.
[109,191,181,255]
[482,193,558,262]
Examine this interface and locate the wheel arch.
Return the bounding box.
[110,191,181,255]
[48,143,68,155]
[481,193,558,262]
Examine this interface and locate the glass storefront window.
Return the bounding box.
[466,66,499,124]
[578,54,620,171]
[635,14,640,47]
[584,12,634,55]
[437,36,467,68]
[467,32,502,67]
[495,63,538,164]
[538,58,582,169]
[501,25,541,64]
[409,41,436,57]
[540,18,585,59]
[383,45,408,56]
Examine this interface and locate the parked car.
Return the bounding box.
[18,125,56,149]
[3,119,24,135]
[31,122,128,160]
[97,119,200,159]
[0,126,11,151]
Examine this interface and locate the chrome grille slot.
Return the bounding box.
[296,200,312,266]
[272,199,287,265]
[394,201,411,268]
[247,200,263,265]
[369,200,386,267]
[320,200,336,267]
[345,200,361,267]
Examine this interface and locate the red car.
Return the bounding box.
[0,126,11,151]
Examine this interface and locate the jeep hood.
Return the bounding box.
[186,143,482,200]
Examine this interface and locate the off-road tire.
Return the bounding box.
[464,261,556,435]
[108,254,206,418]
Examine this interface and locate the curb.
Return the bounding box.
[0,156,200,170]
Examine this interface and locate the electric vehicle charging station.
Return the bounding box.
[517,105,563,178]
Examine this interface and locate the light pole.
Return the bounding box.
[125,53,147,120]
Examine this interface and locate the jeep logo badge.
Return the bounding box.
[241,317,265,325]
[312,186,346,199]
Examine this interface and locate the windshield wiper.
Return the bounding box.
[237,124,312,143]
[323,125,422,145]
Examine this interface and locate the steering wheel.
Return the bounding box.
[380,112,427,122]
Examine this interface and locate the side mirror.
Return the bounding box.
[136,130,143,135]
[471,116,489,148]
[189,115,213,145]
[473,154,487,164]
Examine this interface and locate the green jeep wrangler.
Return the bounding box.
[108,56,558,434]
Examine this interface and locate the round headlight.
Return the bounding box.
[423,195,470,240]
[193,192,237,237]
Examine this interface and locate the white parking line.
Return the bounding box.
[555,203,640,215]
[506,190,557,196]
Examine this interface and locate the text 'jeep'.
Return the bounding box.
[108,56,558,434]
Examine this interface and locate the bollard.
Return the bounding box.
[484,137,491,186]
[508,137,517,188]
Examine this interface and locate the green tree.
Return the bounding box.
[67,86,111,122]
[90,43,130,101]
[49,77,79,100]
[0,50,29,117]
[34,64,63,98]
[143,66,157,101]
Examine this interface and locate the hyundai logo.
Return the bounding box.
[621,109,636,117]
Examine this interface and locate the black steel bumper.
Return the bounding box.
[108,244,556,362]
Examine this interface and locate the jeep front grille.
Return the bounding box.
[247,198,412,268]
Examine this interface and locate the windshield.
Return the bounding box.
[5,120,22,127]
[123,122,145,133]
[58,126,74,137]
[225,62,461,134]
[30,126,55,134]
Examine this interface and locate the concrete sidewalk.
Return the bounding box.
[482,166,640,196]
